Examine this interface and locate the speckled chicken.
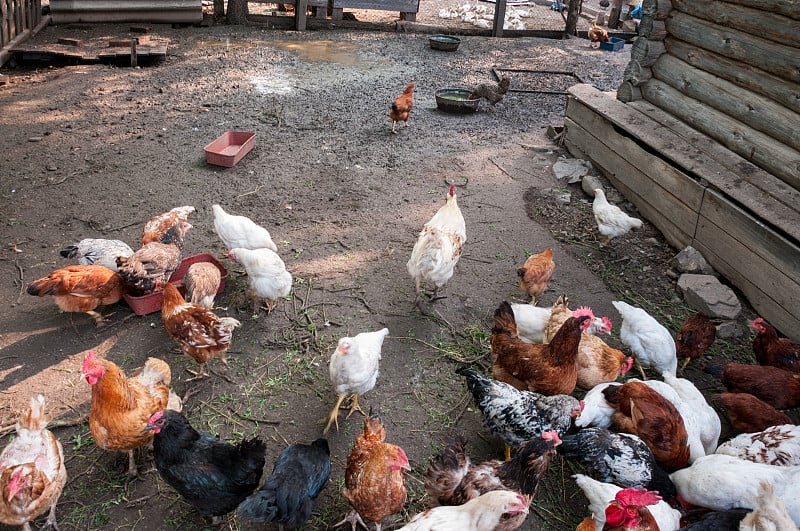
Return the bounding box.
[141,206,195,246]
[469,75,511,111]
[60,238,133,272]
[117,222,191,294]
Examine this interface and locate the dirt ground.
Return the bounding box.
[0,15,774,531]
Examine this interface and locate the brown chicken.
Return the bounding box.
[676,313,716,371]
[588,20,610,45]
[183,262,221,308]
[492,300,590,396]
[117,222,191,294]
[705,362,800,410]
[0,395,67,531]
[517,249,555,304]
[602,382,691,472]
[160,281,241,380]
[26,264,126,326]
[469,75,511,112]
[82,351,181,478]
[389,82,414,134]
[337,414,410,531]
[423,431,560,508]
[601,488,662,531]
[751,317,800,373]
[712,393,793,434]
[141,205,195,245]
[544,301,631,389]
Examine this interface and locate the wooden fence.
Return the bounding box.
[0,0,43,64]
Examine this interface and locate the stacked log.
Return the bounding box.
[617,0,671,102]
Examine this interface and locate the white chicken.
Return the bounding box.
[661,372,720,455]
[0,395,67,531]
[573,474,681,531]
[407,185,466,308]
[612,301,677,379]
[670,454,800,526]
[396,490,529,531]
[323,328,389,435]
[715,424,800,466]
[227,248,292,317]
[512,302,612,344]
[740,481,799,531]
[59,238,134,271]
[575,382,619,429]
[592,188,643,245]
[212,204,278,252]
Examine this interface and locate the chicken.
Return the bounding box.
[516,248,555,304]
[544,302,631,389]
[751,317,800,373]
[512,300,612,344]
[424,431,559,510]
[592,189,643,245]
[469,75,511,112]
[0,395,67,531]
[669,454,800,526]
[141,205,195,246]
[26,265,126,326]
[397,490,529,531]
[160,281,241,380]
[558,428,677,502]
[324,328,389,435]
[602,381,691,472]
[588,20,609,47]
[389,82,414,134]
[81,351,180,478]
[712,392,793,434]
[227,247,292,316]
[116,222,191,294]
[60,238,134,271]
[575,382,619,430]
[573,474,681,531]
[212,204,278,252]
[660,372,720,455]
[677,508,750,530]
[675,313,716,372]
[237,438,331,529]
[705,362,800,410]
[714,424,800,466]
[183,261,221,308]
[600,488,664,531]
[457,366,581,459]
[612,301,677,379]
[491,300,590,396]
[145,409,266,522]
[739,481,798,531]
[337,414,410,531]
[406,185,466,307]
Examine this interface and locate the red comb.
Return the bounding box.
[82,351,97,371]
[573,306,595,321]
[147,410,164,425]
[449,184,455,197]
[621,357,634,374]
[616,488,662,508]
[541,430,561,444]
[601,316,613,333]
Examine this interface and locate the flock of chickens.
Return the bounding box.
[3,179,800,531]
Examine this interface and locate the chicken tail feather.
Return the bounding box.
[60,245,79,259]
[19,394,49,431]
[492,300,518,338]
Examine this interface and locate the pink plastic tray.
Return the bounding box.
[204,131,256,167]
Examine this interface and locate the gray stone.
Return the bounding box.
[671,246,715,275]
[677,274,741,320]
[716,320,746,340]
[581,175,603,197]
[553,158,592,184]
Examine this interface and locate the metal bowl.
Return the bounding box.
[429,34,461,51]
[435,88,479,114]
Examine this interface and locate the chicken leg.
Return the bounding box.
[680,356,692,372]
[86,310,105,326]
[334,510,368,531]
[127,449,138,478]
[323,394,347,435]
[636,361,648,381]
[346,394,366,419]
[185,364,210,382]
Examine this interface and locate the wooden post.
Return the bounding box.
[226,0,249,24]
[130,38,137,67]
[608,0,623,28]
[492,0,506,37]
[295,0,307,29]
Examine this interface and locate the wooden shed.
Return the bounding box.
[564,0,800,340]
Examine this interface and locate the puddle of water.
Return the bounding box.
[250,71,295,95]
[271,40,363,65]
[198,38,256,50]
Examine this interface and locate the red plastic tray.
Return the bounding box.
[204,131,256,167]
[123,253,229,315]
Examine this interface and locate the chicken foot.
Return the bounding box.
[86,310,105,327]
[334,510,369,531]
[185,364,210,382]
[43,501,60,531]
[635,361,648,381]
[346,394,367,419]
[323,394,347,435]
[679,356,692,372]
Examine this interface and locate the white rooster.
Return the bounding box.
[397,490,529,531]
[227,248,292,317]
[592,188,642,245]
[212,204,278,252]
[324,328,389,435]
[612,301,677,379]
[407,185,466,308]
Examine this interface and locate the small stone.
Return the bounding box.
[46,165,57,171]
[582,175,603,197]
[28,136,43,142]
[665,269,679,280]
[553,158,592,184]
[716,320,745,340]
[671,246,715,275]
[677,274,741,319]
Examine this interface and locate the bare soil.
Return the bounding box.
[0,16,773,531]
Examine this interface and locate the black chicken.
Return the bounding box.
[237,438,331,530]
[145,410,266,522]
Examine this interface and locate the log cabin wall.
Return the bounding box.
[564,0,800,340]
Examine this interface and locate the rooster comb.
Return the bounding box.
[147,410,164,424]
[573,306,595,320]
[449,184,456,197]
[601,316,613,333]
[82,351,98,371]
[616,488,662,507]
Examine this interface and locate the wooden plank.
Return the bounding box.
[332,0,417,11]
[666,38,800,116]
[716,0,799,21]
[641,79,800,192]
[652,54,800,151]
[666,11,800,84]
[492,0,506,37]
[2,0,11,48]
[294,0,307,29]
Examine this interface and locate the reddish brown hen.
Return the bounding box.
[712,393,793,434]
[492,300,589,396]
[751,317,800,373]
[117,222,191,294]
[705,362,800,410]
[389,82,414,134]
[26,264,125,326]
[517,249,555,304]
[337,414,409,531]
[141,206,195,245]
[676,313,716,372]
[603,382,690,472]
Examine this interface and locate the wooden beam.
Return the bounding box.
[666,11,800,84]
[294,0,307,29]
[717,0,799,21]
[629,36,665,67]
[608,0,623,27]
[492,0,506,37]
